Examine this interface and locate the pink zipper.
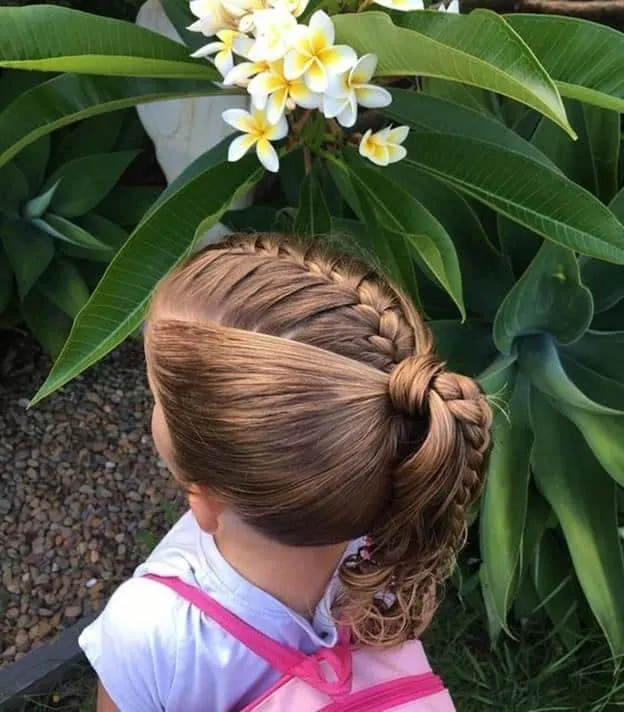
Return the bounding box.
[320,673,446,712]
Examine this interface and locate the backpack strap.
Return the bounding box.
[144,574,353,696]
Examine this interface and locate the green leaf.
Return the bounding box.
[38,214,113,252]
[224,206,294,234]
[0,6,218,79]
[493,242,593,354]
[496,217,541,280]
[508,15,624,113]
[421,77,500,119]
[342,150,465,318]
[52,112,125,169]
[333,11,573,137]
[294,170,331,237]
[24,182,61,221]
[21,288,71,358]
[37,258,90,319]
[0,162,29,217]
[481,374,533,631]
[160,0,207,54]
[532,529,582,650]
[386,91,624,264]
[97,185,162,227]
[0,245,15,314]
[12,135,51,195]
[532,101,620,204]
[530,389,624,659]
[1,216,54,299]
[45,151,139,218]
[0,73,224,171]
[428,320,497,377]
[77,214,129,251]
[386,164,513,319]
[478,353,517,396]
[519,334,623,416]
[31,142,263,404]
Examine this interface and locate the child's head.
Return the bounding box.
[145,233,492,646]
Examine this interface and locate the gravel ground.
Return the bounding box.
[0,336,184,667]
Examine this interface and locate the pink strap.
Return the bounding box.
[144,574,353,696]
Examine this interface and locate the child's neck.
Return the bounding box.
[215,523,347,619]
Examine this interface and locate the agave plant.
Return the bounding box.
[0,70,161,355]
[0,0,623,656]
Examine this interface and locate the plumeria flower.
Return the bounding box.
[323,54,391,128]
[284,11,357,93]
[191,30,253,77]
[372,0,424,10]
[248,59,321,123]
[248,8,298,62]
[222,107,288,172]
[438,0,460,10]
[188,0,235,37]
[359,125,409,166]
[221,0,265,18]
[223,58,272,87]
[268,0,309,17]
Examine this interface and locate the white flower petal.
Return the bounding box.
[214,49,234,76]
[355,85,392,109]
[351,53,377,85]
[336,97,357,128]
[322,94,348,120]
[325,71,350,99]
[228,134,258,162]
[190,41,224,58]
[266,90,288,124]
[304,59,328,92]
[266,113,289,140]
[308,10,335,48]
[373,0,424,9]
[223,61,261,85]
[256,138,280,172]
[284,49,309,80]
[386,144,407,164]
[319,45,358,76]
[388,125,409,144]
[222,108,254,132]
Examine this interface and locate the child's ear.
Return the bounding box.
[187,486,226,534]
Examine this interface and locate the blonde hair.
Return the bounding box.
[145,234,492,647]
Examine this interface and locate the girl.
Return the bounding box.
[79,233,492,712]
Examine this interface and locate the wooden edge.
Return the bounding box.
[0,611,100,709]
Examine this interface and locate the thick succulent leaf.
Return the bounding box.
[31,141,262,404]
[21,288,71,358]
[387,164,513,320]
[493,242,593,354]
[1,216,55,299]
[519,334,623,416]
[51,112,125,169]
[295,170,331,237]
[530,389,624,659]
[0,162,29,217]
[480,374,533,632]
[532,100,620,204]
[97,186,163,227]
[533,529,582,650]
[333,11,573,137]
[0,73,222,170]
[581,189,624,313]
[37,258,90,319]
[12,135,51,195]
[38,214,114,253]
[341,151,464,318]
[478,353,517,395]
[45,151,139,218]
[0,6,217,79]
[385,92,624,264]
[428,320,497,377]
[508,15,624,113]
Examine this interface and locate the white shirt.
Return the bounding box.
[79,511,356,712]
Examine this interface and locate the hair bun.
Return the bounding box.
[388,353,443,418]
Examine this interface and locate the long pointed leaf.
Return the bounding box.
[508,15,624,113]
[0,73,225,170]
[0,6,217,79]
[333,11,573,137]
[530,389,624,659]
[31,142,262,404]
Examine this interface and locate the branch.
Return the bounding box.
[462,0,624,27]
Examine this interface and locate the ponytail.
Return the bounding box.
[338,350,492,647]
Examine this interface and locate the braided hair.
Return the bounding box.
[146,233,492,647]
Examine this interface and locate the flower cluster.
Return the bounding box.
[188,0,417,171]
